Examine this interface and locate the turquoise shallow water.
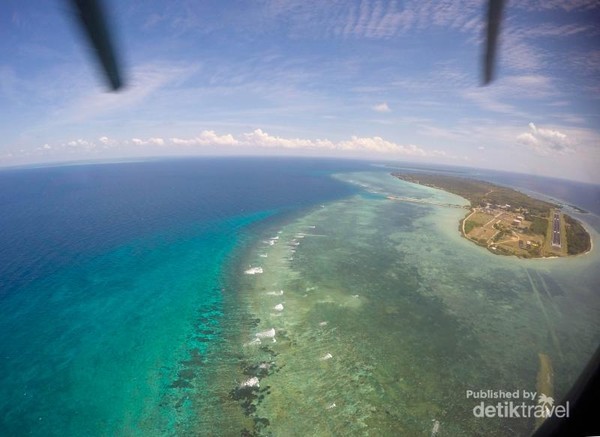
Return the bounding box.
[0,158,362,436]
[1,160,598,436]
[0,213,265,435]
[218,171,600,436]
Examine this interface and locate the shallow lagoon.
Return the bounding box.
[220,171,600,436]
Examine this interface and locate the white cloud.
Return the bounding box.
[97,136,120,148]
[519,23,596,38]
[66,139,95,149]
[170,138,191,146]
[51,63,199,125]
[372,102,391,113]
[463,88,518,114]
[170,130,239,146]
[516,0,600,12]
[148,137,165,146]
[569,49,600,77]
[338,135,426,155]
[32,128,442,159]
[463,74,557,116]
[517,122,574,155]
[241,129,335,150]
[239,129,430,156]
[500,31,547,73]
[263,0,483,40]
[129,137,165,146]
[503,75,552,90]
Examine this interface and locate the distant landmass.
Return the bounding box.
[393,173,591,258]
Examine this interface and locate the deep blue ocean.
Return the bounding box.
[0,157,363,435]
[1,157,598,435]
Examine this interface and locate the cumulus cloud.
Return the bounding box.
[130,137,166,146]
[170,130,239,146]
[98,136,120,148]
[372,102,391,113]
[32,128,445,160]
[230,129,431,156]
[517,122,574,155]
[66,139,95,149]
[338,136,426,155]
[242,129,334,150]
[148,137,165,146]
[162,129,434,156]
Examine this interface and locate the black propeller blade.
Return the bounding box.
[70,0,501,90]
[71,0,123,90]
[483,0,505,85]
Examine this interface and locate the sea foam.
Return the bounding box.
[244,267,263,275]
[240,377,260,388]
[256,328,276,339]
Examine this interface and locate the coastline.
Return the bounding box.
[393,173,592,259]
[457,207,591,260]
[201,170,600,436]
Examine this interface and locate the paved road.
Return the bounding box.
[552,211,561,248]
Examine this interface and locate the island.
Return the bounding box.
[392,173,591,258]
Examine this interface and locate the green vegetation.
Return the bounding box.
[393,172,591,259]
[393,173,555,217]
[565,214,591,255]
[530,217,548,235]
[493,230,510,242]
[464,220,476,234]
[494,246,510,255]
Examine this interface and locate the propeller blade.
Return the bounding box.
[482,0,505,85]
[71,0,123,90]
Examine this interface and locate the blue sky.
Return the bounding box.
[1,0,599,182]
